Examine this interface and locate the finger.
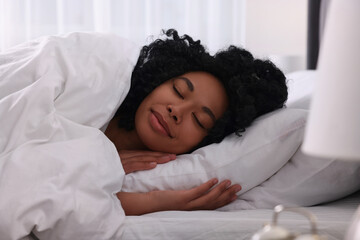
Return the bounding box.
[204,180,234,199]
[209,183,242,208]
[123,154,176,164]
[189,180,230,203]
[186,178,219,199]
[188,182,241,210]
[124,161,157,174]
[155,154,177,164]
[215,184,242,204]
[120,150,176,158]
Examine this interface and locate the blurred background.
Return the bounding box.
[0,0,307,73]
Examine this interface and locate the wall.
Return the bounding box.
[245,0,308,73]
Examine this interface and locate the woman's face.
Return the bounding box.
[134,71,228,154]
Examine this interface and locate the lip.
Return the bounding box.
[150,110,173,138]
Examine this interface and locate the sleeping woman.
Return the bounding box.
[105,29,288,215]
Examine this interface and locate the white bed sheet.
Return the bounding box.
[122,191,360,240]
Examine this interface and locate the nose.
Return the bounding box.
[167,102,193,124]
[167,105,180,123]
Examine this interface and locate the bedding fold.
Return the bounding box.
[0,32,139,239]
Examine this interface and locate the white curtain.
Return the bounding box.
[0,0,246,53]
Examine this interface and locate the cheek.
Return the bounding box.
[176,121,207,149]
[134,108,149,140]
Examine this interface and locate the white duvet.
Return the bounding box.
[0,32,139,239]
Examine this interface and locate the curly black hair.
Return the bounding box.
[116,29,288,150]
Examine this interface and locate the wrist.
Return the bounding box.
[147,190,172,212]
[117,191,172,215]
[149,190,185,212]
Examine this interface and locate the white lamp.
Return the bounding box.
[302,0,360,159]
[302,0,360,239]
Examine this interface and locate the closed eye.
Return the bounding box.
[192,112,206,130]
[173,84,184,99]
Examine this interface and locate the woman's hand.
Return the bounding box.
[153,178,242,211]
[117,178,241,215]
[119,150,176,174]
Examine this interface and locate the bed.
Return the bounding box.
[1,0,360,239]
[122,191,360,240]
[4,61,357,240]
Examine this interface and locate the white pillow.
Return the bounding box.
[221,148,360,210]
[218,70,360,210]
[122,108,307,194]
[286,70,316,109]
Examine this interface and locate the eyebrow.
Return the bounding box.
[177,77,194,91]
[176,76,216,124]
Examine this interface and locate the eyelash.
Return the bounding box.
[173,85,184,99]
[192,113,206,130]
